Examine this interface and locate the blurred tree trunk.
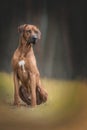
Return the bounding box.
[43,14,58,77]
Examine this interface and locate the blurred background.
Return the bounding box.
[0,0,87,130]
[0,0,87,79]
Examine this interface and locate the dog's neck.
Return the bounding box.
[19,36,29,46]
[18,36,33,57]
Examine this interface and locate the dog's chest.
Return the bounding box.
[12,47,38,82]
[17,53,38,76]
[17,56,38,83]
[17,59,28,82]
[18,60,26,72]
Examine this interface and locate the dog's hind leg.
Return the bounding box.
[19,85,43,105]
[19,85,31,105]
[36,74,48,103]
[36,87,44,105]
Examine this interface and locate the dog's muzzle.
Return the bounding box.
[27,35,38,45]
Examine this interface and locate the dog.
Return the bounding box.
[11,24,48,107]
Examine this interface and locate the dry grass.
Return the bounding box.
[0,72,87,130]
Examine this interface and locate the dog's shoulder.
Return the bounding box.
[12,48,20,58]
[11,48,21,69]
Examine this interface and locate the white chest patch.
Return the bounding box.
[18,60,26,72]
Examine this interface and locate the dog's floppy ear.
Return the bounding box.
[18,25,24,34]
[18,24,27,34]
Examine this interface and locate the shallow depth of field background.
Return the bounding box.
[0,0,87,130]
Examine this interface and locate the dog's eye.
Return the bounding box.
[28,30,32,33]
[26,30,32,33]
[34,30,38,34]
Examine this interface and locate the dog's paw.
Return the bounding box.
[13,100,21,106]
[38,88,48,103]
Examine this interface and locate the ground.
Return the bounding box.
[0,72,87,130]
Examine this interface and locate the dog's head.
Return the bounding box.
[18,24,41,44]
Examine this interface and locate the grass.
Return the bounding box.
[0,72,87,130]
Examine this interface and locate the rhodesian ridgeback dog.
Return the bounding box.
[11,24,48,107]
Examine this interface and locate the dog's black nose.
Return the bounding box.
[32,35,37,41]
[27,35,38,44]
[31,35,38,44]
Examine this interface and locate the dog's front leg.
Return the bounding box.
[13,71,20,106]
[30,73,36,107]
